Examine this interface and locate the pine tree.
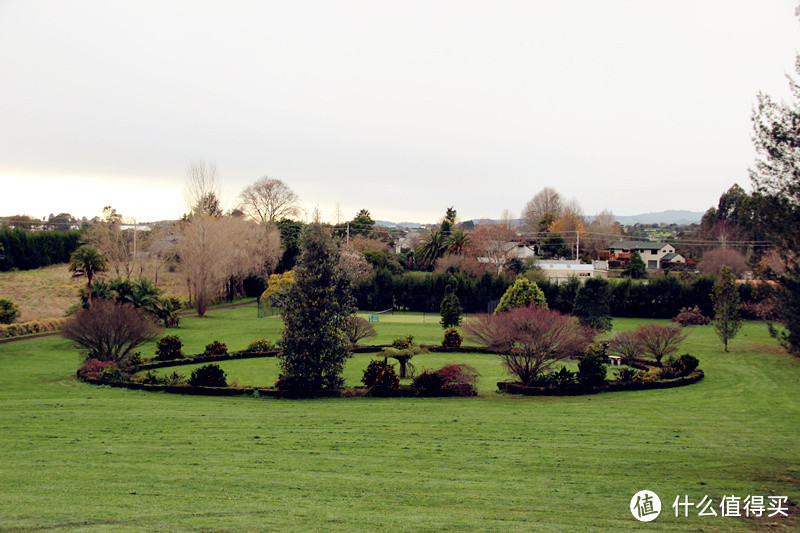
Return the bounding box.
[278,223,355,395]
[572,277,613,331]
[712,266,742,352]
[440,279,463,329]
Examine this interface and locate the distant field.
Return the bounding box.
[1,308,798,531]
[0,263,190,322]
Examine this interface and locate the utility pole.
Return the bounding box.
[346,222,350,245]
[576,230,580,260]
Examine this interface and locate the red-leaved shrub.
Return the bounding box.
[464,306,596,385]
[672,306,710,327]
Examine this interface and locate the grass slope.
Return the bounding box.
[0,310,798,531]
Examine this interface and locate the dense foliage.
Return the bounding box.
[0,227,84,271]
[188,364,228,387]
[155,335,184,360]
[712,266,743,352]
[0,298,20,324]
[495,277,547,313]
[279,223,355,396]
[572,277,612,331]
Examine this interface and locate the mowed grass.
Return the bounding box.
[0,309,799,531]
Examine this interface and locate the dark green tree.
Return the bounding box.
[275,218,304,272]
[440,278,463,329]
[624,251,647,279]
[572,277,613,331]
[349,209,375,237]
[712,266,742,352]
[278,222,355,395]
[750,38,800,354]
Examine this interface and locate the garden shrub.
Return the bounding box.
[615,367,637,383]
[577,354,607,386]
[97,367,125,383]
[203,341,228,356]
[138,371,164,385]
[442,329,462,348]
[412,370,445,392]
[163,371,186,385]
[0,298,20,324]
[572,278,612,331]
[739,301,777,321]
[61,300,159,362]
[607,330,645,360]
[342,316,377,346]
[549,366,576,387]
[245,338,276,353]
[362,359,399,396]
[673,306,709,327]
[77,359,115,379]
[379,346,427,378]
[668,354,700,376]
[495,277,547,313]
[392,335,414,349]
[155,335,184,360]
[189,364,228,387]
[634,324,688,363]
[437,364,479,396]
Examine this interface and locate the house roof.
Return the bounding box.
[609,240,671,251]
[661,252,681,261]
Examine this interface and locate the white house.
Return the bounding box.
[535,260,609,284]
[607,240,685,270]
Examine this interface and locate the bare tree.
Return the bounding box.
[176,214,282,316]
[468,220,518,273]
[522,187,564,233]
[698,247,749,278]
[239,177,300,223]
[587,209,622,257]
[185,159,222,216]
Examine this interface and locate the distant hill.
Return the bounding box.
[613,210,704,225]
[375,210,704,229]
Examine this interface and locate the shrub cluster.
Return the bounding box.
[155,335,184,360]
[136,370,186,386]
[203,341,228,356]
[412,364,479,396]
[362,359,400,396]
[673,306,710,326]
[189,364,227,387]
[245,338,276,353]
[0,317,68,339]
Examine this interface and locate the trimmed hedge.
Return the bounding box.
[133,350,279,371]
[0,318,68,339]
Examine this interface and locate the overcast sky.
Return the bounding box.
[1,1,799,224]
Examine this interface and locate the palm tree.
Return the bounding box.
[68,245,108,303]
[447,228,469,254]
[415,229,448,270]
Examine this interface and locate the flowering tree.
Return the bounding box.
[464,306,596,385]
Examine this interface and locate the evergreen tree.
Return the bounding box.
[278,223,355,395]
[750,37,800,354]
[712,266,742,352]
[440,278,463,329]
[495,277,547,313]
[624,251,647,279]
[572,277,613,331]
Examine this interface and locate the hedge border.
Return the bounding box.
[133,350,278,371]
[497,370,704,396]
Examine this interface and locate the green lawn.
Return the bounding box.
[0,308,798,531]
